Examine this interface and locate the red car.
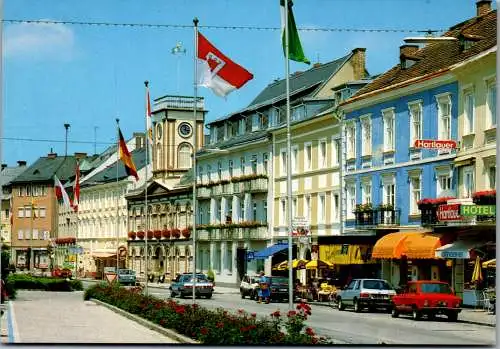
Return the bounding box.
[391,280,461,321]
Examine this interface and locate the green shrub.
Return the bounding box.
[6,274,84,297]
[84,283,332,345]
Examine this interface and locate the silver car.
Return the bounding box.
[240,275,260,300]
[170,273,214,299]
[337,278,396,313]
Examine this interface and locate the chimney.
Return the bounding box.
[292,71,303,77]
[351,48,366,80]
[1,164,7,171]
[476,0,492,16]
[74,152,87,160]
[17,160,26,167]
[313,62,322,68]
[47,152,57,159]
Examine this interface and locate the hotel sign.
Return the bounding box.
[414,139,457,150]
[460,205,496,217]
[437,204,462,221]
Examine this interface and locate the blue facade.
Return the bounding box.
[344,82,459,229]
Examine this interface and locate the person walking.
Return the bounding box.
[257,271,270,304]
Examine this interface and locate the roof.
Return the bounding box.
[345,10,496,104]
[10,156,82,184]
[176,168,194,187]
[0,166,28,188]
[81,147,147,186]
[201,130,269,151]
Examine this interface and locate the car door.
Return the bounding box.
[401,283,417,312]
[343,280,358,304]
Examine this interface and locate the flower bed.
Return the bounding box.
[6,274,83,299]
[83,283,332,344]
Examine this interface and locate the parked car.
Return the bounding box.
[337,278,396,312]
[391,280,461,321]
[117,269,136,286]
[169,273,213,299]
[268,276,290,302]
[240,275,260,300]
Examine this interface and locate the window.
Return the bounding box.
[251,155,258,175]
[487,81,496,127]
[361,180,371,204]
[253,202,257,221]
[292,197,297,218]
[319,139,327,168]
[332,138,340,166]
[217,200,222,223]
[346,123,356,159]
[199,207,204,225]
[488,165,496,190]
[198,166,203,182]
[207,165,212,182]
[32,229,39,240]
[156,142,163,169]
[238,119,245,135]
[463,90,475,135]
[463,166,474,198]
[18,230,23,240]
[291,146,298,174]
[228,160,233,177]
[280,199,286,225]
[263,201,267,221]
[341,244,349,255]
[383,181,395,207]
[382,108,395,151]
[24,206,31,218]
[240,156,245,175]
[318,193,326,223]
[304,195,311,222]
[217,161,222,180]
[262,153,268,175]
[409,101,422,145]
[18,207,24,218]
[240,198,245,222]
[409,175,421,215]
[346,183,356,219]
[333,193,339,222]
[436,94,452,140]
[227,249,233,273]
[291,105,305,121]
[178,143,192,168]
[360,116,371,156]
[436,167,452,197]
[280,149,287,176]
[304,142,312,171]
[252,114,259,131]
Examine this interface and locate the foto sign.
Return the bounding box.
[460,205,496,217]
[437,204,461,221]
[414,139,457,150]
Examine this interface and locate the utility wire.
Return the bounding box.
[2,18,445,34]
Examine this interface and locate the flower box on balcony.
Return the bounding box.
[181,228,191,239]
[147,230,154,239]
[153,230,162,239]
[162,229,171,239]
[171,228,181,239]
[128,231,136,240]
[472,190,496,205]
[136,231,145,239]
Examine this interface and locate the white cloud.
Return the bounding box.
[4,20,75,60]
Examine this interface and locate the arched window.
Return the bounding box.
[178,143,192,168]
[156,142,163,169]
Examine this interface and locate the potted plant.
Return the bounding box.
[181,228,191,239]
[136,231,145,240]
[153,230,162,239]
[146,230,154,240]
[161,229,171,239]
[128,231,136,240]
[171,228,181,239]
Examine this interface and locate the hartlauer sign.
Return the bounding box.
[414,139,457,149]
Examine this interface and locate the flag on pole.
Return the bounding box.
[54,175,73,209]
[118,128,139,181]
[280,0,310,64]
[146,85,153,142]
[197,32,254,98]
[72,162,80,212]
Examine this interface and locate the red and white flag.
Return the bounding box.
[197,32,253,98]
[72,162,80,212]
[54,175,73,209]
[145,84,153,143]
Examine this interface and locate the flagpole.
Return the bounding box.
[143,81,150,296]
[284,0,294,311]
[75,161,79,279]
[115,118,120,273]
[191,17,199,304]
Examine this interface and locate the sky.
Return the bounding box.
[2,0,495,167]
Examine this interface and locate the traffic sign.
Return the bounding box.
[105,273,117,284]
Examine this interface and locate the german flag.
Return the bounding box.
[118,128,139,181]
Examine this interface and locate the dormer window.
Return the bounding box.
[252,114,260,131]
[459,33,483,52]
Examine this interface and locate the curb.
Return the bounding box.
[90,299,198,344]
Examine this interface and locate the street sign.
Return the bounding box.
[414,139,457,150]
[105,273,117,284]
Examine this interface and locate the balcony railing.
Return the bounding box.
[354,208,401,227]
[153,95,204,111]
[196,225,268,241]
[197,177,268,198]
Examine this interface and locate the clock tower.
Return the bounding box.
[150,95,206,187]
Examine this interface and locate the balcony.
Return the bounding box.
[153,95,204,111]
[197,187,211,199]
[196,223,268,241]
[196,176,268,198]
[354,207,401,227]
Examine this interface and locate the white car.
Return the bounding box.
[240,275,260,300]
[337,278,396,313]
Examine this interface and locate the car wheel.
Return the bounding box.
[205,293,212,299]
[251,291,257,300]
[428,313,436,320]
[391,306,399,318]
[447,312,458,322]
[170,291,176,298]
[337,297,345,311]
[353,299,361,313]
[412,307,422,321]
[241,292,245,299]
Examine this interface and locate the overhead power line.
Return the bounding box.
[2,18,446,34]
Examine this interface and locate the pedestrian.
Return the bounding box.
[257,271,270,304]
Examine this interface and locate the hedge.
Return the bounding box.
[6,274,83,299]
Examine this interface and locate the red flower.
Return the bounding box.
[305,327,315,336]
[311,336,318,344]
[287,310,297,317]
[251,313,256,318]
[200,327,209,335]
[248,325,256,330]
[240,326,249,332]
[175,305,185,314]
[216,322,224,329]
[238,308,244,314]
[159,319,166,326]
[192,303,199,310]
[271,310,281,318]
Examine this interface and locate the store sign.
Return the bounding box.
[460,205,496,217]
[437,251,469,259]
[414,139,457,150]
[437,204,461,221]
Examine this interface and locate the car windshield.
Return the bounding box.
[118,269,134,275]
[362,280,392,290]
[250,277,260,283]
[183,275,208,283]
[271,277,288,284]
[420,283,452,294]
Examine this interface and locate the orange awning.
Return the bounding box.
[371,232,417,259]
[404,233,443,259]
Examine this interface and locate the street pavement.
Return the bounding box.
[5,290,178,344]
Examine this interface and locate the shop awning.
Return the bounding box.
[482,259,496,268]
[371,232,418,259]
[319,244,375,264]
[92,252,116,259]
[305,259,334,270]
[250,243,288,260]
[404,233,443,259]
[435,240,481,259]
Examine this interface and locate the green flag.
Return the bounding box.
[280,0,310,64]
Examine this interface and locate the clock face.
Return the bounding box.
[179,122,192,137]
[156,124,162,140]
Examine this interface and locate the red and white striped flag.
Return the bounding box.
[72,162,80,212]
[146,85,153,142]
[54,175,72,209]
[197,32,253,98]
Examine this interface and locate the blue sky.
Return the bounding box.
[2,0,494,166]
